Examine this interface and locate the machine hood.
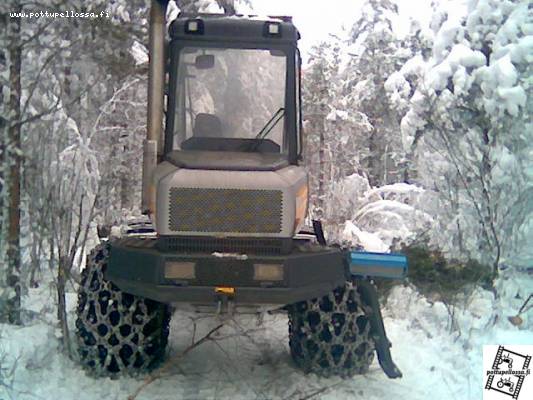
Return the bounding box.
[166,150,290,171]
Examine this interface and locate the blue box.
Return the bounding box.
[348,251,408,279]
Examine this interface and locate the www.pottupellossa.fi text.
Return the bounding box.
[9,10,110,19]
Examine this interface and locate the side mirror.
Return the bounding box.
[195,54,215,69]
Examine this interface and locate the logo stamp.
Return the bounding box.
[484,345,532,399]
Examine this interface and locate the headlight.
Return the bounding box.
[253,263,284,281]
[164,261,195,279]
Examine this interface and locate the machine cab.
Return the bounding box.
[164,15,303,169]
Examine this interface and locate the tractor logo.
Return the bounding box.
[496,377,515,393]
[484,345,532,399]
[497,354,514,370]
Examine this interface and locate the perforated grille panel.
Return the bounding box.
[168,188,283,233]
[158,236,291,255]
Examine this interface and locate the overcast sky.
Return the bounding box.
[246,0,435,63]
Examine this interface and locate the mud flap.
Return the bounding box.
[357,279,403,379]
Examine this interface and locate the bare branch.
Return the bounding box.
[127,324,224,400]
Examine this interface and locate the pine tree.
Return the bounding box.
[344,0,408,186]
[401,0,532,270]
[302,42,338,220]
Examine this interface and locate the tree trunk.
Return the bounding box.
[57,255,72,357]
[316,114,326,220]
[120,142,131,210]
[120,175,131,211]
[367,130,377,186]
[1,2,22,325]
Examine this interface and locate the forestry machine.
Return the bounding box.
[75,0,407,379]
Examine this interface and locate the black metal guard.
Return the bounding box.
[357,279,403,379]
[312,219,327,246]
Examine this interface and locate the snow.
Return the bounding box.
[326,109,349,122]
[447,43,486,68]
[491,54,518,88]
[418,0,531,122]
[343,220,389,252]
[325,178,434,252]
[212,252,249,260]
[367,183,424,196]
[452,65,469,94]
[491,145,519,185]
[505,35,533,64]
[2,266,532,400]
[496,86,527,116]
[354,199,415,220]
[478,54,527,116]
[402,55,427,76]
[428,43,486,91]
[400,107,425,151]
[432,19,462,62]
[427,62,452,90]
[384,71,410,110]
[130,41,148,66]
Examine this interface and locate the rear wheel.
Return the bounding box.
[75,243,171,376]
[287,281,375,377]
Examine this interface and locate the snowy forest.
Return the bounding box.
[0,0,532,399]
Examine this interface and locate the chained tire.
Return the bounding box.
[75,243,171,377]
[287,280,375,378]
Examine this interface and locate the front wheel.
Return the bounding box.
[75,243,171,376]
[287,281,375,378]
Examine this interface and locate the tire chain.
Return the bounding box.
[75,243,170,376]
[288,281,375,378]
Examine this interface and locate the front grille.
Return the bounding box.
[168,188,283,234]
[158,236,292,255]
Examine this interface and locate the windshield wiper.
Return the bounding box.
[248,107,285,151]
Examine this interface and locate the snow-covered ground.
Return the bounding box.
[1,266,531,400]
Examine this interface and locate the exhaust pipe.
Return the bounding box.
[142,0,168,215]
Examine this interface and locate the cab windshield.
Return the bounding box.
[172,46,287,154]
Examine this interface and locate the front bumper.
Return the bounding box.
[106,237,347,306]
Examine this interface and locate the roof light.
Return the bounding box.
[264,22,282,37]
[188,20,198,31]
[185,19,204,34]
[268,23,279,35]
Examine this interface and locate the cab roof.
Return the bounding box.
[169,13,300,44]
